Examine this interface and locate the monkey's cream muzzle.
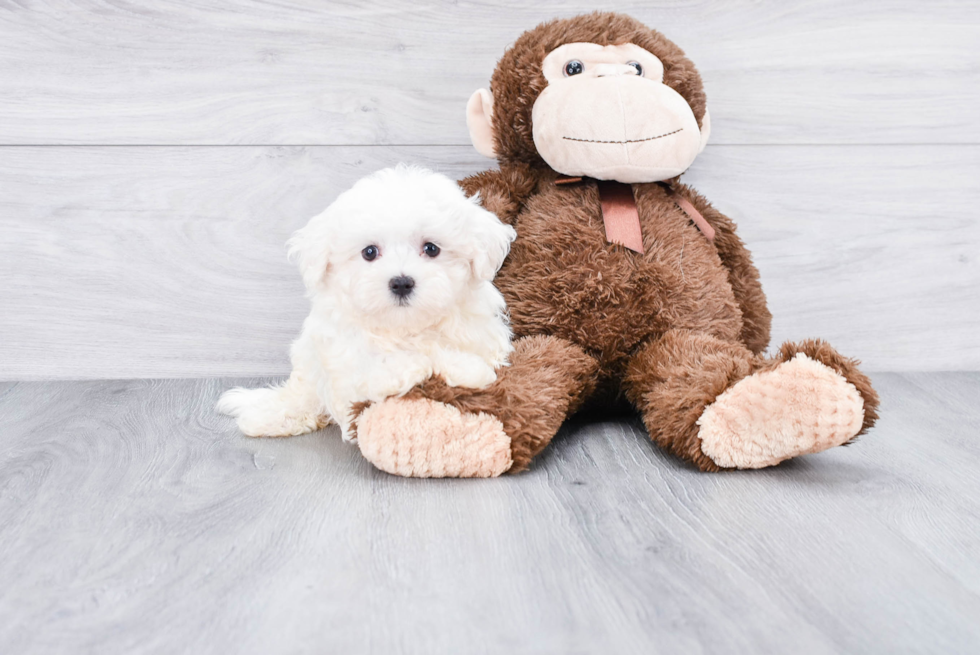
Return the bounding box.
[529,43,710,183]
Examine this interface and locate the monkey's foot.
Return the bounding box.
[697,353,865,469]
[356,398,512,478]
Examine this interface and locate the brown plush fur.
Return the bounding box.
[674,183,772,354]
[497,173,743,384]
[354,12,878,473]
[624,329,756,472]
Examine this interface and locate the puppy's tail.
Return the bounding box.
[216,384,330,437]
[215,386,268,417]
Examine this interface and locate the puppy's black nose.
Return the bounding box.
[388,275,415,298]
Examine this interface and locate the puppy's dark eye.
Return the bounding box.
[563,60,584,76]
[627,61,642,76]
[422,242,440,258]
[361,245,379,261]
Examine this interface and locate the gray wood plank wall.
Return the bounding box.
[1,1,978,378]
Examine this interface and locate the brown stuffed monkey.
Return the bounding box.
[354,12,879,477]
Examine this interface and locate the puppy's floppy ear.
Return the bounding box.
[287,207,335,291]
[460,195,517,281]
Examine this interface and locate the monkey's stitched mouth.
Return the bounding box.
[562,128,683,145]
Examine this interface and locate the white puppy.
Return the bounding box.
[217,165,516,441]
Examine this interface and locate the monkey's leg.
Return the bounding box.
[623,330,878,471]
[353,335,600,478]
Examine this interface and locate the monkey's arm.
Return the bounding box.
[674,183,772,355]
[459,164,538,226]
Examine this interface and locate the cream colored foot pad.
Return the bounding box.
[357,398,512,478]
[698,354,864,469]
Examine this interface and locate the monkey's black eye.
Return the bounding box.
[361,245,379,261]
[422,242,440,258]
[627,61,643,76]
[563,60,584,76]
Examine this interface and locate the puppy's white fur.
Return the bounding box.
[217,165,516,441]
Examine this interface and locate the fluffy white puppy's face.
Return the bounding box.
[289,166,516,333]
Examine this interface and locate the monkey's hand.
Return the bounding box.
[458,164,538,226]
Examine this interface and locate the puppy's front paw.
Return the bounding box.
[434,351,498,389]
[442,364,498,389]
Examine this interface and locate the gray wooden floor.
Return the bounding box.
[1,373,978,654]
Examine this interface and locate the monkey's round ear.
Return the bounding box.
[698,108,711,154]
[466,88,496,158]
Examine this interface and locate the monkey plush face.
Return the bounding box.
[530,42,709,182]
[467,13,711,183]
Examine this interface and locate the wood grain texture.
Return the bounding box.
[0,373,978,654]
[1,144,976,379]
[0,0,977,145]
